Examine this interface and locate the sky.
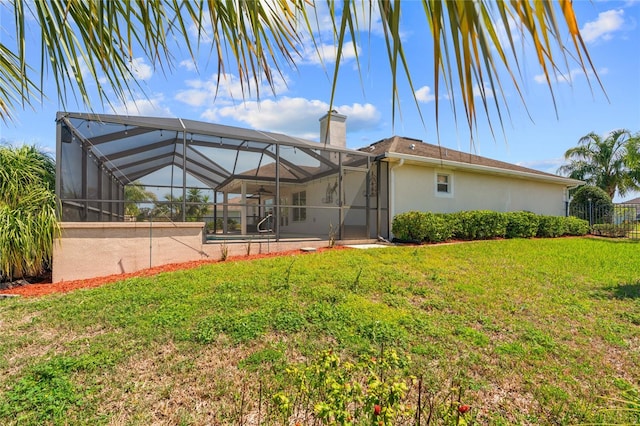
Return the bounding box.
[1,1,640,201]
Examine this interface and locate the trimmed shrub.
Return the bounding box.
[421,213,453,243]
[391,211,453,243]
[452,210,508,240]
[505,211,540,238]
[392,210,589,243]
[536,216,566,238]
[391,211,430,242]
[569,185,613,224]
[562,217,589,236]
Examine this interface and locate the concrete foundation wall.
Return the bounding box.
[53,222,372,283]
[53,222,207,282]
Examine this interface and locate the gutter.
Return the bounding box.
[381,152,583,187]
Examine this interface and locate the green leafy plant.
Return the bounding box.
[592,223,629,238]
[274,348,413,425]
[505,211,540,239]
[220,241,229,261]
[536,216,566,238]
[569,185,614,224]
[392,211,453,243]
[451,211,508,240]
[562,217,589,236]
[0,145,59,281]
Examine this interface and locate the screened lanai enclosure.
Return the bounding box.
[56,112,389,241]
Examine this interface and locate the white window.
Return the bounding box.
[435,172,454,197]
[292,191,306,221]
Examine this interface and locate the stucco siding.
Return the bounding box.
[392,164,567,217]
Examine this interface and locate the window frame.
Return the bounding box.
[292,190,307,222]
[435,171,454,198]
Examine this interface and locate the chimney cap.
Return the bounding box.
[319,110,347,122]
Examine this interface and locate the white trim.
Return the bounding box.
[382,152,582,187]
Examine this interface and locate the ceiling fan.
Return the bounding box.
[254,185,272,195]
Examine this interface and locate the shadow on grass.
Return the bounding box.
[598,282,640,300]
[585,236,640,244]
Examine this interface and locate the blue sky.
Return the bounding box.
[1,1,639,200]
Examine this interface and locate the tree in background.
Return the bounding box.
[558,129,640,199]
[2,1,599,140]
[0,145,58,281]
[568,185,613,224]
[124,182,158,220]
[157,189,210,222]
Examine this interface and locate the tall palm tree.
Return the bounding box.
[0,145,58,281]
[558,129,640,199]
[2,1,600,139]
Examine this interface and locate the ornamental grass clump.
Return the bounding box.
[0,145,58,281]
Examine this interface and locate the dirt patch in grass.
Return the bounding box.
[1,247,347,298]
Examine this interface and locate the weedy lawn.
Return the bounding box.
[0,238,638,425]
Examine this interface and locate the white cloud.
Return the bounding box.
[494,15,522,49]
[415,86,436,103]
[179,59,197,72]
[128,57,153,80]
[580,9,625,43]
[473,84,494,99]
[175,73,289,107]
[302,42,360,65]
[109,94,174,117]
[187,14,214,43]
[200,97,380,140]
[516,158,564,174]
[533,67,608,85]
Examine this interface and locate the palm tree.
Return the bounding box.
[159,189,210,222]
[0,145,58,281]
[124,181,158,219]
[2,1,600,139]
[558,129,640,199]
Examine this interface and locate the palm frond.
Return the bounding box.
[2,0,601,140]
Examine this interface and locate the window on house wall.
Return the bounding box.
[293,191,306,221]
[435,172,453,197]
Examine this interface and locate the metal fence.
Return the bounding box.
[570,202,640,239]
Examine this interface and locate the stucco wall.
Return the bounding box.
[392,164,567,218]
[53,222,207,282]
[53,222,375,283]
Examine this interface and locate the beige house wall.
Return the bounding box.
[392,164,568,218]
[53,222,372,283]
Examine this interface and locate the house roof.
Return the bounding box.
[621,197,640,204]
[361,136,582,187]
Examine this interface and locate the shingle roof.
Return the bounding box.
[360,136,579,184]
[621,197,640,204]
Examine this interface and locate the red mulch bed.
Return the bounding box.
[1,246,347,298]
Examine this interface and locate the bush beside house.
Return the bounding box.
[392,210,589,243]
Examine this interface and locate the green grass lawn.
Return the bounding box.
[1,238,639,425]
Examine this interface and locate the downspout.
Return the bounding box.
[565,183,581,216]
[389,158,405,238]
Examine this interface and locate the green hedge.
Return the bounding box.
[391,211,452,243]
[450,210,508,240]
[505,211,540,238]
[392,210,589,244]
